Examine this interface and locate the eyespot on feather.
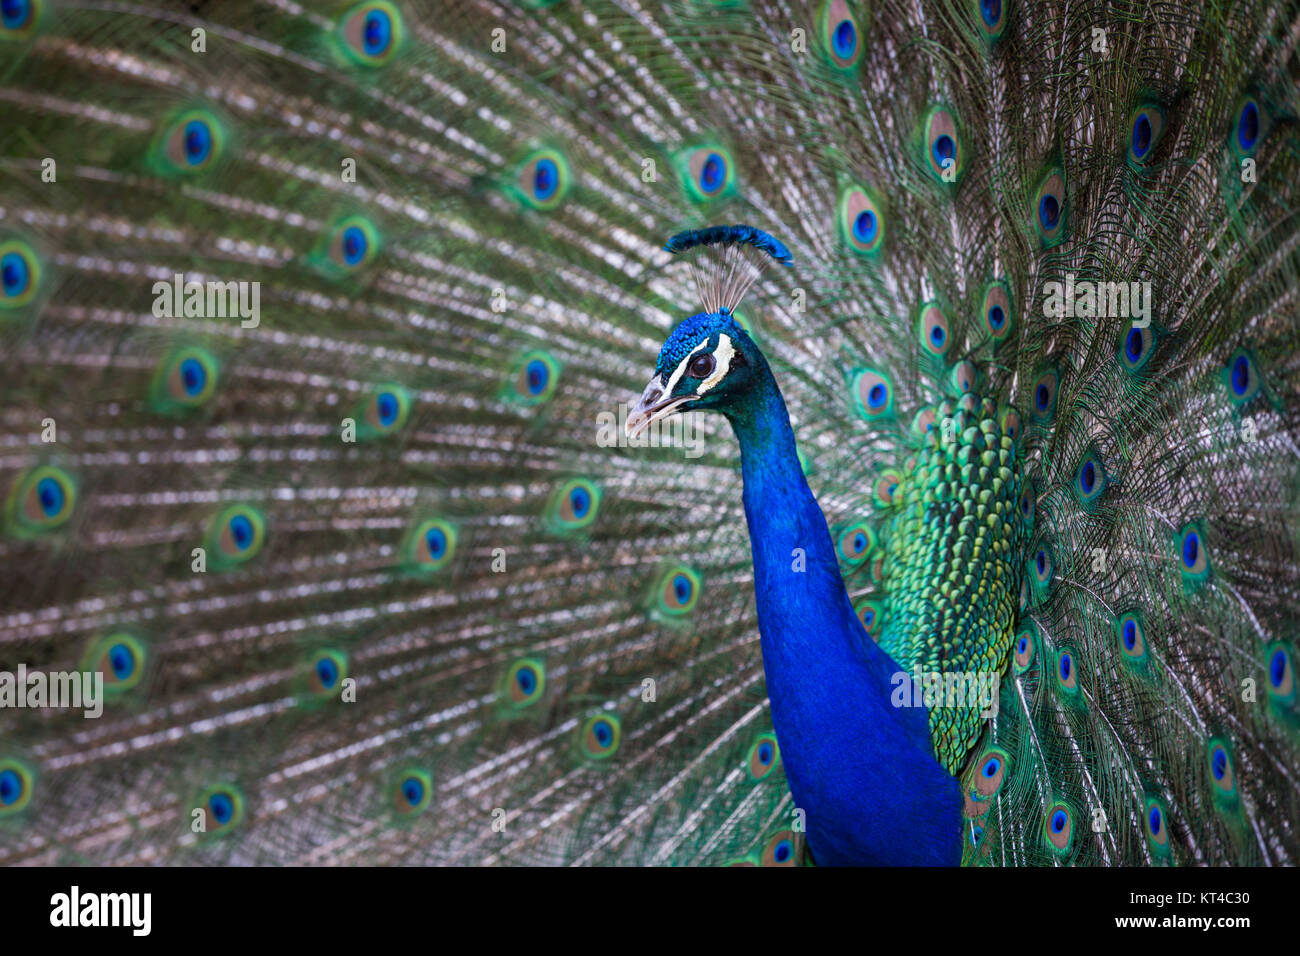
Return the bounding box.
[205,504,266,568]
[6,465,76,536]
[577,713,620,761]
[1043,801,1073,856]
[1176,521,1210,586]
[0,0,44,38]
[1013,624,1036,673]
[338,1,405,67]
[546,478,601,533]
[819,0,864,71]
[1127,104,1165,163]
[838,185,886,256]
[501,657,546,709]
[656,565,701,616]
[973,0,1007,40]
[83,632,148,695]
[196,784,244,837]
[405,518,456,572]
[760,829,805,866]
[1116,611,1148,667]
[0,758,35,817]
[836,522,875,567]
[678,146,734,202]
[747,733,781,780]
[854,597,884,641]
[391,768,432,816]
[917,302,951,357]
[0,239,41,308]
[852,368,893,420]
[981,280,1013,343]
[158,109,225,174]
[1032,168,1066,246]
[922,105,963,183]
[514,149,570,210]
[509,350,560,404]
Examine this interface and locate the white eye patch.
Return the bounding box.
[664,333,735,397]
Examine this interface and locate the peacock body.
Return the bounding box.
[1,0,1299,867]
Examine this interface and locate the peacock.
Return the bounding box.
[0,0,1298,867]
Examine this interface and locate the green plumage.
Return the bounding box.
[0,0,1298,866]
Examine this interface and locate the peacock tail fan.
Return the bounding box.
[0,0,1297,866]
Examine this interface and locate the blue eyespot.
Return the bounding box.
[570,486,590,517]
[1148,804,1162,835]
[1122,619,1136,650]
[868,383,886,408]
[362,8,391,55]
[932,134,955,168]
[36,476,64,517]
[525,359,549,394]
[1125,329,1142,361]
[1,251,29,298]
[1237,101,1259,152]
[757,742,773,765]
[1231,355,1249,393]
[183,120,212,166]
[1177,523,1209,583]
[425,526,446,559]
[515,667,535,695]
[109,643,134,680]
[315,657,340,688]
[1059,652,1071,681]
[0,768,21,805]
[1038,194,1060,231]
[1051,809,1067,833]
[2,0,33,30]
[342,226,368,266]
[402,777,424,806]
[853,210,878,244]
[980,0,1001,26]
[1017,635,1028,654]
[1271,648,1287,688]
[592,719,613,747]
[376,391,399,426]
[1080,461,1095,494]
[1035,384,1049,410]
[831,18,856,59]
[673,573,692,603]
[1036,550,1046,575]
[229,513,253,551]
[533,157,559,201]
[209,792,234,825]
[982,757,1000,778]
[1210,746,1227,781]
[179,357,206,396]
[1131,114,1152,158]
[1220,349,1261,403]
[930,325,945,347]
[699,153,726,194]
[988,305,1005,330]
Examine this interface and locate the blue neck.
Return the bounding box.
[725,359,961,865]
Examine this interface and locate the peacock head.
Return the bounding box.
[626,309,763,438]
[625,225,792,439]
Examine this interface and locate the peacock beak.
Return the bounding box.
[626,374,697,439]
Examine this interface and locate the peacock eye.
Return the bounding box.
[688,353,716,378]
